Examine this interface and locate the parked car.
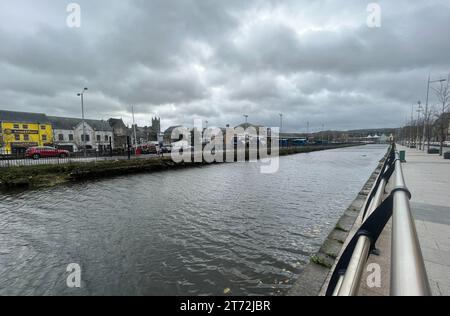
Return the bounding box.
[171,140,191,152]
[160,145,172,153]
[141,144,159,154]
[26,147,70,159]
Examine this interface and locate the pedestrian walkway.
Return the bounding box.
[321,145,450,296]
[360,146,450,296]
[400,146,450,296]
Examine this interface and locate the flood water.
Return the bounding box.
[0,145,388,296]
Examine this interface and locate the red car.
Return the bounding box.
[26,147,70,159]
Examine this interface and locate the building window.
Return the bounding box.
[15,134,20,141]
[13,124,19,129]
[69,134,74,141]
[22,124,28,129]
[24,134,29,141]
[97,135,101,142]
[58,134,64,141]
[42,135,47,142]
[105,135,109,142]
[81,134,90,142]
[41,125,46,130]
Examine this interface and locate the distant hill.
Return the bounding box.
[344,128,398,137]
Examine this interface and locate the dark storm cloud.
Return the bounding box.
[0,0,449,130]
[218,4,450,76]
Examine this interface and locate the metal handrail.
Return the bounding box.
[333,148,392,296]
[390,152,431,296]
[334,175,388,296]
[326,144,431,296]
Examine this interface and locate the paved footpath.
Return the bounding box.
[358,146,450,296]
[321,145,450,296]
[399,146,450,296]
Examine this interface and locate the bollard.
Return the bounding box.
[399,150,406,162]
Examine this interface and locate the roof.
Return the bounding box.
[235,122,264,129]
[48,116,113,131]
[108,118,127,128]
[0,110,50,124]
[280,132,306,139]
[164,126,183,134]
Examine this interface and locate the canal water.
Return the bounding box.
[0,145,388,296]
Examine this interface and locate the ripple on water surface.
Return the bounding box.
[0,145,388,295]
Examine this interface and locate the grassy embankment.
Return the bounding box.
[0,144,362,191]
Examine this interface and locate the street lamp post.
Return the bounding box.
[132,105,137,150]
[424,77,447,152]
[409,103,415,148]
[416,101,423,150]
[77,87,88,157]
[322,123,325,144]
[279,113,283,133]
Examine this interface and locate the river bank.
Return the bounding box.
[0,144,361,192]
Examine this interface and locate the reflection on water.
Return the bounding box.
[0,145,387,295]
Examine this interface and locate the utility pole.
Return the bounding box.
[77,87,88,158]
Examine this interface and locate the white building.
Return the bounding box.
[379,134,389,144]
[49,116,114,152]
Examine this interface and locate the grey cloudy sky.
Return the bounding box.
[0,0,449,132]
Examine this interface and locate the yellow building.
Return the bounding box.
[0,110,53,155]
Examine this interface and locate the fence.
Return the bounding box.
[325,144,431,296]
[0,151,161,168]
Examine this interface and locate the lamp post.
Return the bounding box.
[77,87,88,157]
[132,105,137,150]
[279,113,283,133]
[416,101,423,150]
[322,123,325,144]
[410,103,414,148]
[423,77,447,152]
[243,115,249,124]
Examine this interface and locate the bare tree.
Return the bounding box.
[432,77,450,155]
